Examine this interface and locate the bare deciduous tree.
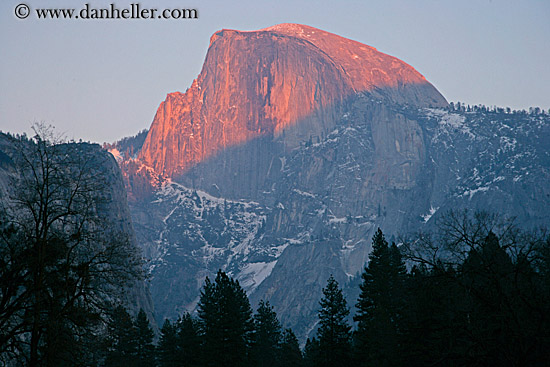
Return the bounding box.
[0,124,143,366]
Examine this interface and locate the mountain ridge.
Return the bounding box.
[113,24,549,341]
[137,23,447,179]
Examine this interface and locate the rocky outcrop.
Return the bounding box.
[0,133,155,322]
[121,24,549,341]
[130,103,550,341]
[138,23,446,179]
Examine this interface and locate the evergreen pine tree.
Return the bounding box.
[105,306,138,367]
[399,213,550,365]
[157,319,179,367]
[135,309,155,367]
[316,276,352,367]
[251,300,282,367]
[279,328,302,367]
[354,228,407,367]
[302,337,320,367]
[177,312,201,367]
[197,270,254,367]
[460,231,519,365]
[520,235,550,364]
[403,263,468,366]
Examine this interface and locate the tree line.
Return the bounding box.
[105,211,550,367]
[448,101,549,116]
[2,127,549,366]
[105,272,302,367]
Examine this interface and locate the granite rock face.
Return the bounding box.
[138,23,447,180]
[120,24,550,341]
[0,133,155,321]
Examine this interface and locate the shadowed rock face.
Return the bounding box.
[138,23,447,178]
[129,99,550,342]
[0,134,155,324]
[126,24,453,339]
[122,24,550,341]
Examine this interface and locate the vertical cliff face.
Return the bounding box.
[138,23,446,179]
[0,134,155,321]
[123,24,550,342]
[121,24,451,338]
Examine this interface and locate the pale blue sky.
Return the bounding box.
[1,0,549,143]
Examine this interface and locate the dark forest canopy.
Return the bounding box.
[107,211,550,367]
